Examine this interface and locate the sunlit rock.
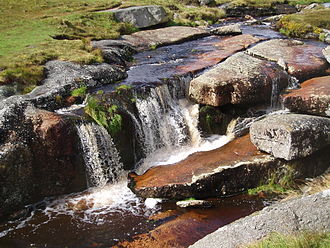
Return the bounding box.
[109,5,168,28]
[247,39,329,81]
[189,52,290,106]
[283,75,330,117]
[250,113,330,160]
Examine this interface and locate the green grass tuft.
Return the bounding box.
[247,231,330,248]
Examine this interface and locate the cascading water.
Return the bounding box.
[133,77,193,156]
[76,122,123,187]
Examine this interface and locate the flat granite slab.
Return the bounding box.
[247,39,329,81]
[129,135,277,199]
[121,26,210,51]
[283,75,330,117]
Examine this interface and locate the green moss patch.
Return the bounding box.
[276,8,330,38]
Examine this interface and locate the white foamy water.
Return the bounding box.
[137,135,231,175]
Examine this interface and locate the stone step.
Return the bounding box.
[129,135,330,199]
[283,75,330,117]
[250,113,330,160]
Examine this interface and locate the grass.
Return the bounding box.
[215,0,330,7]
[248,167,296,196]
[246,231,330,248]
[276,8,330,38]
[1,0,328,93]
[0,0,226,93]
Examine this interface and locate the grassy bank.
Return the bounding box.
[1,0,329,93]
[0,0,224,93]
[277,8,330,39]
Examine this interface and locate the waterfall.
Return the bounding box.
[76,122,123,187]
[270,76,280,110]
[134,78,193,156]
[287,76,300,89]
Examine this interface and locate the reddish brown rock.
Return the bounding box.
[247,39,329,81]
[129,135,277,199]
[189,52,290,106]
[129,135,330,199]
[176,34,262,75]
[121,26,209,51]
[283,76,330,117]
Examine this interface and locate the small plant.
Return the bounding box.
[149,44,158,50]
[71,86,87,97]
[115,84,132,92]
[84,96,122,136]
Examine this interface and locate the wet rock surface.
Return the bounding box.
[250,114,330,160]
[247,39,329,81]
[120,34,262,86]
[189,52,290,106]
[109,5,168,28]
[129,134,329,199]
[0,104,86,219]
[121,26,209,51]
[190,190,330,248]
[283,76,330,117]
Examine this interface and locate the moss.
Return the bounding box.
[276,9,330,39]
[84,96,122,136]
[247,231,330,248]
[71,86,87,97]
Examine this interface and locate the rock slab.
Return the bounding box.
[110,5,168,28]
[189,52,290,106]
[129,135,330,199]
[210,24,242,35]
[283,75,330,117]
[247,39,329,81]
[250,113,330,160]
[121,26,209,51]
[190,190,330,248]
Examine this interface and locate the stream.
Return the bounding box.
[0,20,326,248]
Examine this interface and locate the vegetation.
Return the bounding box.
[84,96,122,136]
[215,0,329,7]
[1,0,329,93]
[276,8,330,38]
[71,86,88,97]
[0,0,226,93]
[248,167,296,196]
[246,231,330,248]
